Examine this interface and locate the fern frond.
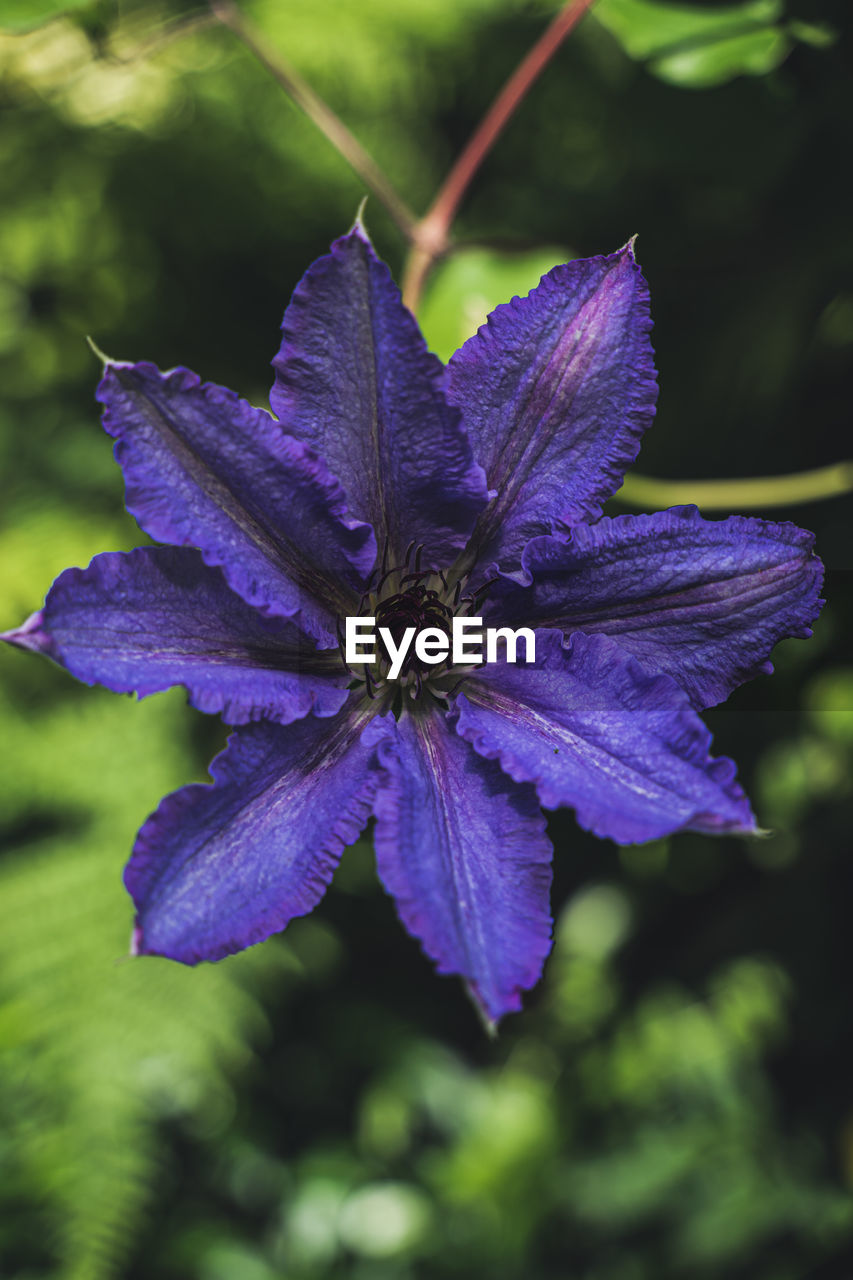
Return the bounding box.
[0,684,288,1280]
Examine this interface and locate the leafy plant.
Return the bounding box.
[0,657,289,1277]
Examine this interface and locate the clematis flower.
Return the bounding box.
[2,224,823,1025]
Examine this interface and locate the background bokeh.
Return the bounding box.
[1,1,852,1277]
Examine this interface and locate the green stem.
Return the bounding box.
[615,461,853,509]
[208,0,418,239]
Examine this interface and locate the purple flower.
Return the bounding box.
[2,225,823,1025]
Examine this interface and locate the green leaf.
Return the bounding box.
[594,0,782,61]
[0,681,291,1279]
[788,19,837,49]
[593,0,796,88]
[417,244,573,363]
[652,26,790,87]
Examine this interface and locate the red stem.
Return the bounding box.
[402,0,598,310]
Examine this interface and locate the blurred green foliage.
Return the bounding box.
[1,0,852,1276]
[0,0,92,32]
[593,0,835,88]
[419,246,574,361]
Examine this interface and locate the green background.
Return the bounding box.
[1,1,852,1276]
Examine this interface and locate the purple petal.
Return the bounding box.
[490,506,824,709]
[2,547,348,725]
[270,227,488,565]
[456,631,756,844]
[98,360,377,645]
[444,245,658,569]
[127,705,388,963]
[372,711,552,1026]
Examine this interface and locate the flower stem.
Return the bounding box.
[208,0,418,239]
[614,461,853,510]
[401,0,598,311]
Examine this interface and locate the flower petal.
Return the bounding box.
[444,245,657,570]
[127,705,387,963]
[372,711,552,1026]
[456,631,756,844]
[270,227,488,564]
[98,360,377,644]
[2,547,348,725]
[490,507,824,709]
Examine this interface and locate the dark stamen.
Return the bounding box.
[344,553,486,707]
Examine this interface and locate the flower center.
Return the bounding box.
[373,578,453,677]
[339,544,488,713]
